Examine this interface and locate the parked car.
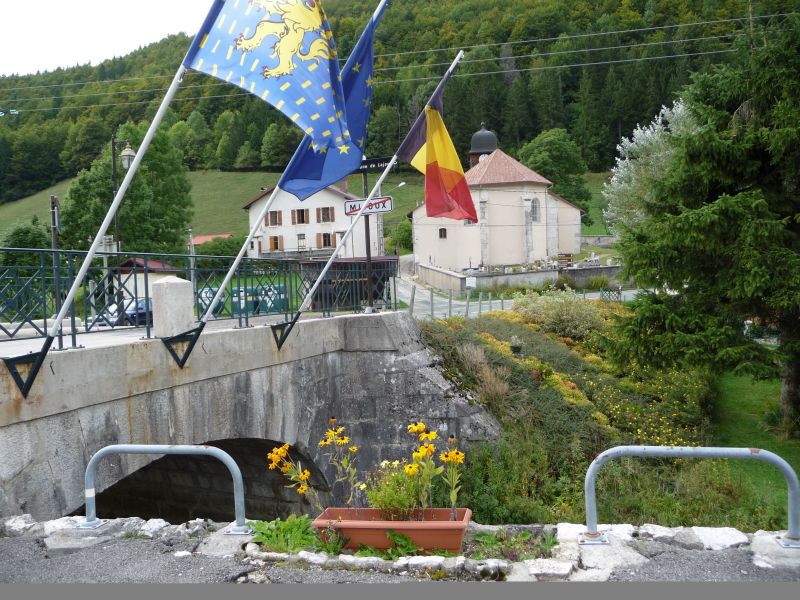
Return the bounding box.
[101,297,152,326]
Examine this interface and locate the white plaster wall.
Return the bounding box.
[246,188,380,259]
[557,202,582,255]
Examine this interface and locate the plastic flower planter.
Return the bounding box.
[312,507,472,554]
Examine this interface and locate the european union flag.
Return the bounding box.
[184,0,351,150]
[278,15,378,200]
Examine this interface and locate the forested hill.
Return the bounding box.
[0,0,794,205]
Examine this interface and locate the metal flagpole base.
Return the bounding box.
[775,535,800,549]
[578,531,609,545]
[77,518,108,530]
[225,523,254,535]
[161,322,206,368]
[271,311,301,350]
[2,336,54,398]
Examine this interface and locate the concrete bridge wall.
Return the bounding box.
[0,312,499,521]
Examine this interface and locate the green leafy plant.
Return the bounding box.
[354,531,422,560]
[364,461,418,521]
[468,530,557,562]
[315,522,348,555]
[250,515,320,554]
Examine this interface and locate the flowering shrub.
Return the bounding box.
[512,288,604,340]
[266,418,466,522]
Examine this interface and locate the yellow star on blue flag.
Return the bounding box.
[184,0,349,148]
[278,5,385,200]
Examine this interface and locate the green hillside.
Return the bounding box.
[0,179,73,240]
[1,169,612,246]
[0,170,425,246]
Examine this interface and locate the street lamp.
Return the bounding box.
[111,134,136,252]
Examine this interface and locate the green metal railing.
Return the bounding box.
[1,248,398,348]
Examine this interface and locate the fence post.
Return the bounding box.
[488,292,492,312]
[448,289,453,318]
[430,288,434,320]
[465,293,470,318]
[478,291,483,317]
[501,294,505,311]
[409,285,416,315]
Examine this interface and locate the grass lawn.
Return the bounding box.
[581,172,611,236]
[0,179,74,240]
[712,373,800,512]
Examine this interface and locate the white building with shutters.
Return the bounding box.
[242,185,384,259]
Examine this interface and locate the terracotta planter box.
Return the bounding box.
[312,508,472,555]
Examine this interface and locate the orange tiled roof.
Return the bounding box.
[464,149,552,186]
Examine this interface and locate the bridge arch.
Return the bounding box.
[1,313,500,521]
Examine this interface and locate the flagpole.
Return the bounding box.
[2,64,189,397]
[294,50,466,317]
[48,65,189,338]
[197,187,280,324]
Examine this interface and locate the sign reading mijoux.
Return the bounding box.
[344,196,393,216]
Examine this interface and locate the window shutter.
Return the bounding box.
[304,209,310,224]
[278,211,283,226]
[258,239,262,254]
[316,233,322,249]
[264,215,269,227]
[330,206,335,221]
[291,210,297,225]
[278,235,284,251]
[316,208,321,223]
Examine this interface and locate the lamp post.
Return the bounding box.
[110,133,136,253]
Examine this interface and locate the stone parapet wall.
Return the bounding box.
[0,312,499,521]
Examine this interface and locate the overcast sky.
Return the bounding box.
[0,1,213,76]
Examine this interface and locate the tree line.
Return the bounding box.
[0,1,794,208]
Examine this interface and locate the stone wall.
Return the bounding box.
[0,312,500,521]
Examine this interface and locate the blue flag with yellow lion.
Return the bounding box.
[184,0,352,152]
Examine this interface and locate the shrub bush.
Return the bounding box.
[512,288,605,339]
[584,275,610,290]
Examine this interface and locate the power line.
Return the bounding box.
[374,48,738,86]
[2,31,740,106]
[372,12,794,59]
[3,12,792,94]
[377,32,744,72]
[3,47,738,114]
[10,92,250,114]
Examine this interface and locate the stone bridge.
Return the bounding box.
[0,312,498,523]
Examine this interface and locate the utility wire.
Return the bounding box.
[377,32,745,72]
[373,12,794,58]
[2,12,792,93]
[374,48,738,85]
[2,31,740,105]
[4,47,739,114]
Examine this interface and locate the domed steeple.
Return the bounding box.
[469,122,498,167]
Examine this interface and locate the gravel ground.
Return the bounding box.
[608,540,800,582]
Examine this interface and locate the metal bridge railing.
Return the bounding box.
[580,445,800,549]
[77,444,252,534]
[1,247,399,348]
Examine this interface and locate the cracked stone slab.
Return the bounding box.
[245,543,289,561]
[569,567,613,581]
[297,550,330,566]
[406,556,445,571]
[339,554,393,572]
[638,524,679,542]
[750,531,800,570]
[196,523,252,557]
[43,530,110,556]
[673,528,704,550]
[140,519,169,538]
[580,525,649,573]
[506,562,537,582]
[524,558,574,580]
[2,514,37,537]
[691,527,748,550]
